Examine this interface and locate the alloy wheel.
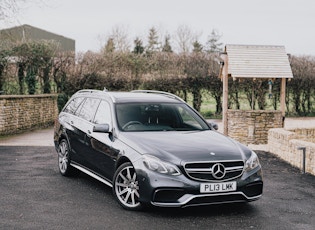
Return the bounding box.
[114,163,142,210]
[58,140,71,176]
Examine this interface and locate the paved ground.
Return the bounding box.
[1,117,315,229]
[0,146,314,230]
[0,126,54,146]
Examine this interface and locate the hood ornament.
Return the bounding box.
[210,152,216,156]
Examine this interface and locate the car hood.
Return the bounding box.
[119,130,247,164]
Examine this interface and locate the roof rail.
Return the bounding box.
[76,89,102,94]
[131,90,185,102]
[75,89,116,102]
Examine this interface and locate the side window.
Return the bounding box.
[94,100,111,124]
[77,98,100,122]
[63,97,85,114]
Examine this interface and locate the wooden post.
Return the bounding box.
[220,53,229,135]
[280,78,286,127]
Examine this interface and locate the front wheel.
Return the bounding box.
[113,162,142,210]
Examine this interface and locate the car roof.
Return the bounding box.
[73,90,184,104]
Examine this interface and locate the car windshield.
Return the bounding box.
[116,103,210,132]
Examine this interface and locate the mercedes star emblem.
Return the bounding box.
[212,163,226,179]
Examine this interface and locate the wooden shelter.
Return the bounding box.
[219,44,294,136]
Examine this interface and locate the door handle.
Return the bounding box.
[87,130,92,138]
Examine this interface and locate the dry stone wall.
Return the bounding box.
[268,128,315,176]
[0,94,58,135]
[227,110,283,145]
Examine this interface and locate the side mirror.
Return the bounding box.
[209,122,218,130]
[93,124,110,133]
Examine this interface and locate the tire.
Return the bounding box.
[113,162,143,211]
[57,139,79,177]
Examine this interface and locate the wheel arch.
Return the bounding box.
[115,156,132,170]
[58,133,72,152]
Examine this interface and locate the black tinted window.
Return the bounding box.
[77,98,100,122]
[94,100,111,124]
[63,97,85,114]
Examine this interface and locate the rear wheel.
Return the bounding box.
[58,139,78,176]
[113,162,142,210]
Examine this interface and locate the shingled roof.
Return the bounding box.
[225,44,293,79]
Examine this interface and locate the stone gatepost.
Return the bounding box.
[227,110,283,145]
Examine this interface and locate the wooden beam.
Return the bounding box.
[220,53,229,135]
[280,78,286,118]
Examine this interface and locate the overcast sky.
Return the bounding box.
[1,0,314,55]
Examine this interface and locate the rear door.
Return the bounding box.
[61,96,85,163]
[71,97,101,168]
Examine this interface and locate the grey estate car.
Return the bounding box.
[54,89,263,210]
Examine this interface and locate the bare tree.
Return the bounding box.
[0,0,23,22]
[174,25,194,53]
[101,25,131,53]
[0,0,44,23]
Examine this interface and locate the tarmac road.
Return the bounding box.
[0,146,315,230]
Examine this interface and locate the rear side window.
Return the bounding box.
[63,97,85,114]
[77,98,101,122]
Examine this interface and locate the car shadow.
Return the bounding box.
[144,202,259,217]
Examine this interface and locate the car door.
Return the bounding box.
[72,97,101,169]
[86,100,119,180]
[61,97,86,164]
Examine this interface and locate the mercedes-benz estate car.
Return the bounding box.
[54,89,263,210]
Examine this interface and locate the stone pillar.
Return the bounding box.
[227,110,283,145]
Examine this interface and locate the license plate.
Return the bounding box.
[200,181,237,193]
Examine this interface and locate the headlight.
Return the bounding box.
[143,155,181,176]
[244,151,261,171]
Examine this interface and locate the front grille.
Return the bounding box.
[184,161,244,182]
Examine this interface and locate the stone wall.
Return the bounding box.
[268,128,315,176]
[0,94,58,135]
[227,110,283,145]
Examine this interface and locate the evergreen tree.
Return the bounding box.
[133,37,144,54]
[192,40,203,53]
[146,27,160,54]
[206,29,223,53]
[162,35,173,53]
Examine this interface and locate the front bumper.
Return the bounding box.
[136,164,263,208]
[151,182,263,208]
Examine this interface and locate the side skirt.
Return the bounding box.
[70,163,113,188]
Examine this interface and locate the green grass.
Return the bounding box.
[186,91,315,119]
